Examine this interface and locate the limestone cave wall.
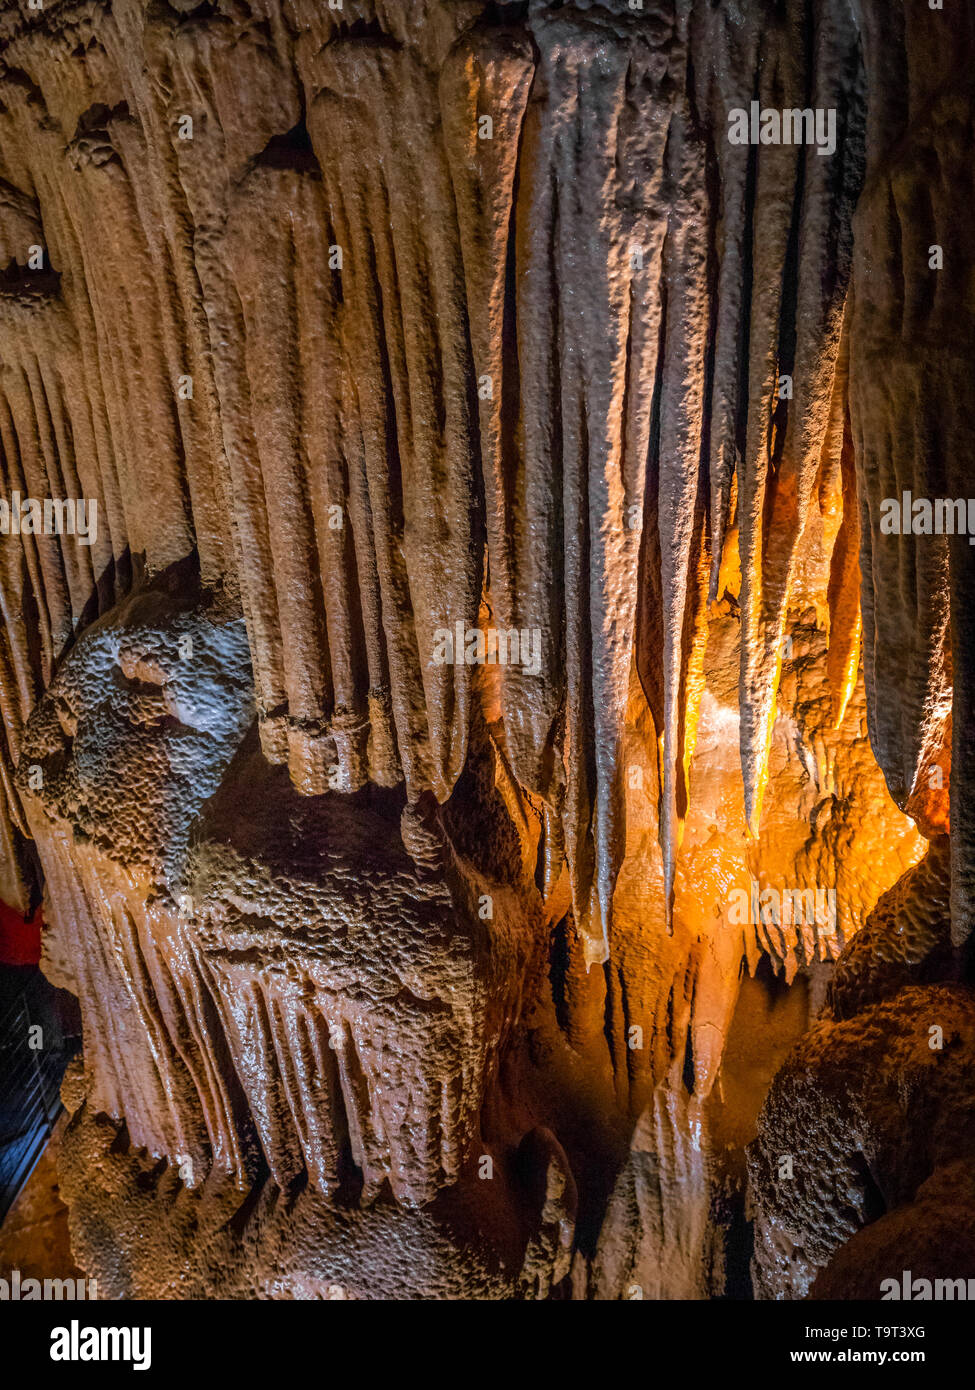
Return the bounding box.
[0,0,972,1300]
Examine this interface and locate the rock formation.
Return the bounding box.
[0,0,972,1299]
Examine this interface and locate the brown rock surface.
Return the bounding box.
[0,0,972,1300]
[749,983,975,1299]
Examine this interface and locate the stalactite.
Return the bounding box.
[0,0,971,1305]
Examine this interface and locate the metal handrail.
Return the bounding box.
[0,969,77,1223]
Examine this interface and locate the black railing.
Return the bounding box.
[0,970,76,1224]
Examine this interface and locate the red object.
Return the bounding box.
[0,899,42,966]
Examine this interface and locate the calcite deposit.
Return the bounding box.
[0,0,973,1300]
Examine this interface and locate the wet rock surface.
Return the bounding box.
[0,0,972,1299]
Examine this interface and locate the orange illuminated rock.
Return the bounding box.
[0,0,971,1301]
